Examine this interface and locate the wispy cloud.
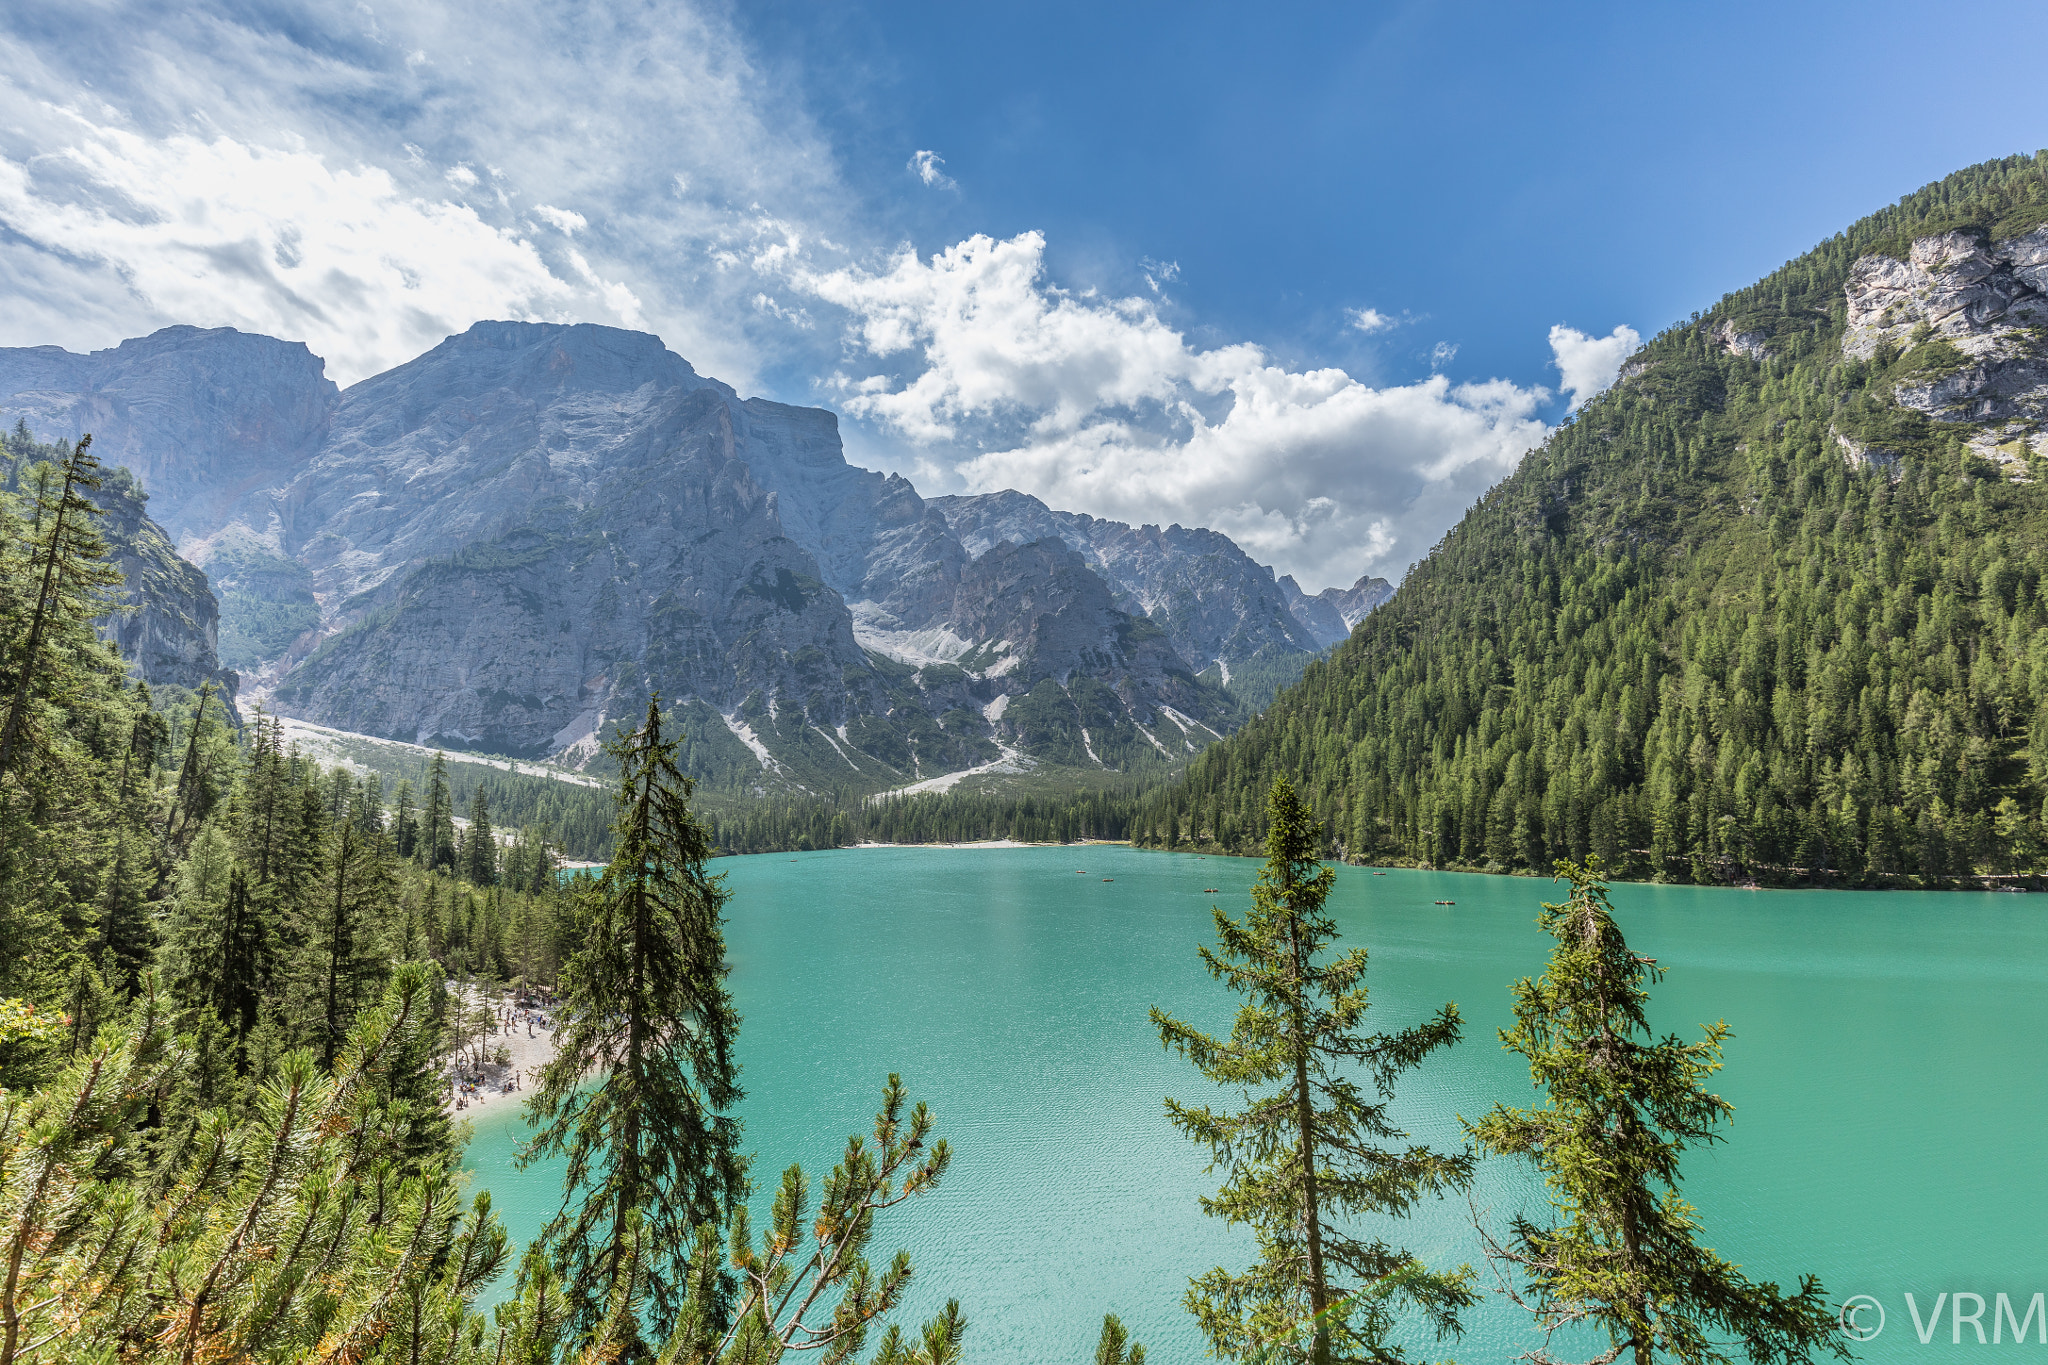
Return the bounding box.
[1347,306,1408,334]
[0,0,853,387]
[0,0,1635,587]
[907,150,955,189]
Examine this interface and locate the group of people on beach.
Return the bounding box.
[447,990,562,1110]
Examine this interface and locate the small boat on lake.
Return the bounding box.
[1434,900,1455,906]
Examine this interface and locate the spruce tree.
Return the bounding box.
[394,778,419,859]
[521,696,744,1348]
[1152,776,1474,1364]
[423,752,456,870]
[307,818,392,1066]
[0,435,122,794]
[467,783,495,885]
[167,683,223,845]
[1466,858,1845,1365]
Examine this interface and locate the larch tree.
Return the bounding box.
[1152,776,1475,1365]
[1465,858,1846,1365]
[520,696,744,1351]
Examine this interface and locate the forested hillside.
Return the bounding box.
[1135,154,2048,887]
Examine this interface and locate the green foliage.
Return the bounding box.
[1152,777,1474,1363]
[718,1075,956,1362]
[1096,1313,1147,1365]
[520,697,744,1346]
[1139,154,2048,889]
[1466,861,1845,1365]
[0,969,511,1365]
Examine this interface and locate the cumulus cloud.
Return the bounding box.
[1549,323,1641,409]
[791,231,1556,588]
[1347,307,1400,334]
[907,150,955,189]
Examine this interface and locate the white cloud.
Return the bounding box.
[1347,307,1398,334]
[533,204,587,235]
[790,231,1554,588]
[0,0,856,390]
[0,120,624,385]
[1548,323,1641,410]
[1429,340,1459,369]
[908,150,955,189]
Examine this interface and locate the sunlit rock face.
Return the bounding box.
[1844,228,2048,437]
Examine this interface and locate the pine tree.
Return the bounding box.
[1466,858,1845,1365]
[423,751,456,871]
[1152,776,1475,1364]
[307,818,393,1067]
[0,435,123,796]
[394,778,419,859]
[467,783,496,885]
[1095,1314,1146,1365]
[713,1075,958,1362]
[521,696,744,1348]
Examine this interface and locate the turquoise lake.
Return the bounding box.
[463,845,2048,1362]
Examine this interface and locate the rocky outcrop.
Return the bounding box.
[89,466,240,703]
[1830,427,1903,481]
[0,327,337,546]
[1713,320,1771,361]
[1843,228,2048,431]
[0,432,237,705]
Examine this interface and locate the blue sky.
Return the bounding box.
[2,0,2044,587]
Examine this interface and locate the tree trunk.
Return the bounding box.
[1289,913,1330,1365]
[324,825,353,1067]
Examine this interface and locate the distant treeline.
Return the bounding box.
[701,783,1145,854]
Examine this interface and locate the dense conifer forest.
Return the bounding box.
[1129,155,2048,888]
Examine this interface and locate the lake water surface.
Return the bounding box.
[464,846,2048,1362]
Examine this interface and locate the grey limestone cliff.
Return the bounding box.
[1841,225,2048,474]
[0,320,1357,787]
